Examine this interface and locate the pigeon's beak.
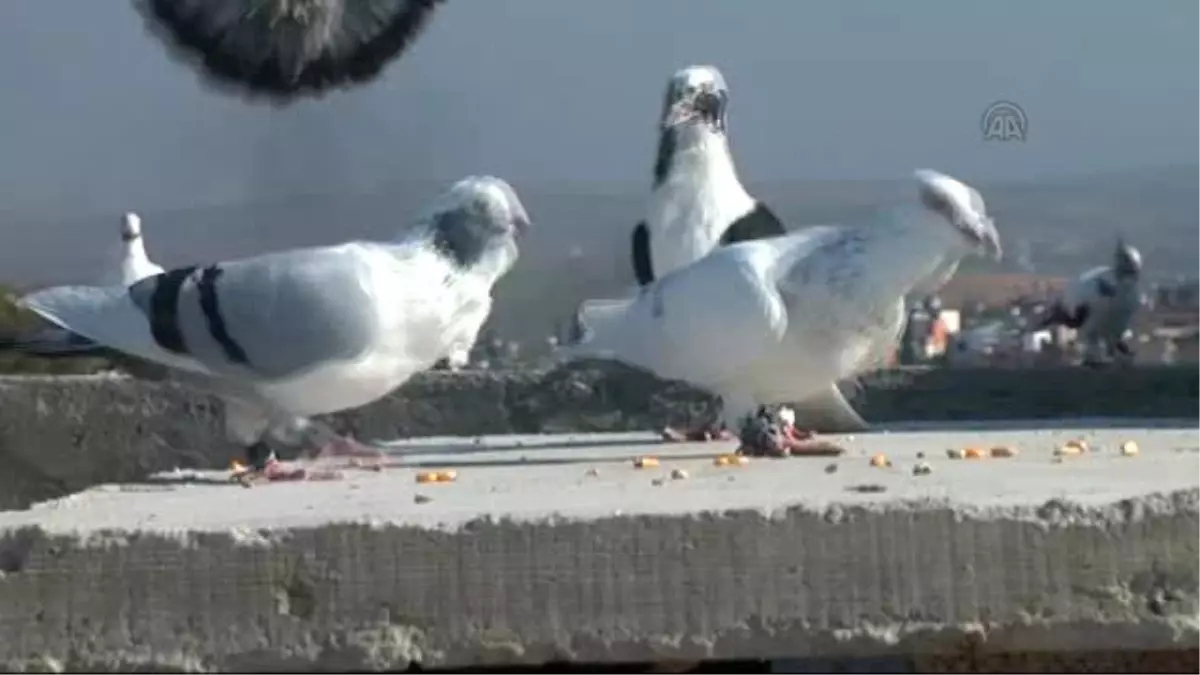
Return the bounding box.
[692,90,725,123]
[509,206,532,236]
[663,96,700,128]
[663,88,726,129]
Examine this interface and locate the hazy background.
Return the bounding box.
[0,0,1196,342]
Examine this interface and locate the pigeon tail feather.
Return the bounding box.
[19,285,211,376]
[564,296,640,361]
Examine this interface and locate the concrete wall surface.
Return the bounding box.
[0,430,1194,672]
[0,363,1195,511]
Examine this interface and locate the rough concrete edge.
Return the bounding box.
[1,489,1196,671]
[11,617,1195,673]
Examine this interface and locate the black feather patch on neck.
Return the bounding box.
[652,130,677,189]
[429,209,490,269]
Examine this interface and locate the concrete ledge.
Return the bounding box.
[0,363,1195,511]
[0,428,1196,672]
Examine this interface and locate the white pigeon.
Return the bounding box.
[105,212,166,286]
[566,169,1001,440]
[0,212,166,358]
[1038,239,1143,365]
[631,65,786,287]
[19,176,530,480]
[619,65,865,434]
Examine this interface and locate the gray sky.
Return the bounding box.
[0,0,1195,220]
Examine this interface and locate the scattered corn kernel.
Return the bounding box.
[1055,442,1084,457]
[1120,440,1139,456]
[963,447,987,459]
[633,456,660,469]
[869,453,890,468]
[670,468,689,480]
[990,446,1018,458]
[713,454,748,467]
[415,470,457,484]
[912,462,933,476]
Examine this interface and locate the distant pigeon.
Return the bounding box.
[108,212,167,286]
[19,176,530,481]
[631,65,786,288]
[0,212,166,363]
[567,169,1001,443]
[133,0,446,103]
[1038,238,1143,365]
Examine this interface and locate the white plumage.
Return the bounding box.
[19,176,530,477]
[620,65,869,433]
[642,67,751,278]
[569,169,1002,433]
[632,65,787,288]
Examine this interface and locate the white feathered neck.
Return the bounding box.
[656,126,750,204]
[391,217,519,290]
[645,126,755,277]
[827,203,974,306]
[108,229,163,287]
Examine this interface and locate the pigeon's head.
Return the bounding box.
[660,65,730,133]
[914,170,1002,261]
[120,212,143,242]
[422,176,531,270]
[1113,238,1142,280]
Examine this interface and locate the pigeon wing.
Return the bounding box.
[21,243,387,382]
[631,222,654,286]
[571,239,798,388]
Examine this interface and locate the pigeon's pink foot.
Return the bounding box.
[314,437,388,469]
[661,425,735,443]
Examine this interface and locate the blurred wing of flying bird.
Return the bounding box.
[18,176,530,483]
[132,0,447,103]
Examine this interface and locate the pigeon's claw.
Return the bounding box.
[735,407,845,457]
[229,457,340,486]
